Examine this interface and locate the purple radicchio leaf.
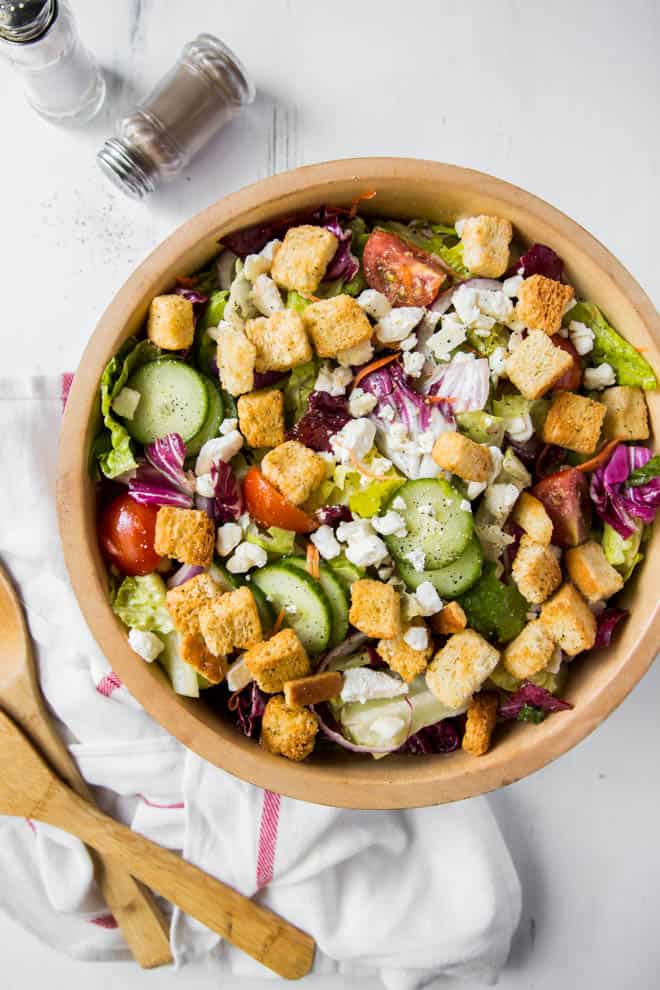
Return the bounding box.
[233,682,269,738]
[506,435,542,468]
[146,434,196,495]
[128,434,196,508]
[210,461,244,523]
[253,370,287,389]
[591,444,660,538]
[499,681,572,720]
[399,718,463,754]
[323,215,360,283]
[501,521,525,578]
[594,608,629,648]
[315,504,353,526]
[288,391,351,452]
[508,243,565,282]
[221,209,323,257]
[174,286,209,305]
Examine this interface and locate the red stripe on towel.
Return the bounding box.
[89,914,119,929]
[141,796,185,810]
[60,372,74,410]
[25,819,37,835]
[256,790,281,889]
[96,672,122,697]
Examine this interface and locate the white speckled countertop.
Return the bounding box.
[1,1,659,987]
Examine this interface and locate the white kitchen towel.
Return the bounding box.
[0,374,521,987]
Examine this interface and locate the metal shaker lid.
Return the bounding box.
[0,0,55,42]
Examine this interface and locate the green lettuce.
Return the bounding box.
[627,454,660,487]
[112,573,174,634]
[489,661,567,696]
[97,337,159,478]
[283,359,319,423]
[286,290,311,314]
[332,453,405,517]
[456,411,506,446]
[602,522,643,581]
[467,323,510,357]
[245,525,296,557]
[374,219,468,276]
[458,564,528,643]
[565,301,657,390]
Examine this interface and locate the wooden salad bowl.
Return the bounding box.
[57,159,660,809]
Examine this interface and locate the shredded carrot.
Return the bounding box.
[425,395,459,405]
[272,607,287,635]
[332,190,378,220]
[308,294,321,302]
[352,351,400,390]
[576,437,625,473]
[306,542,320,580]
[175,275,197,288]
[635,346,648,353]
[348,449,383,479]
[227,690,243,711]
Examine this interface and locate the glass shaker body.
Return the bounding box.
[0,0,105,125]
[98,34,255,199]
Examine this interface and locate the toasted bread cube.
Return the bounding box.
[154,507,215,566]
[540,583,596,656]
[303,295,373,358]
[180,633,227,685]
[261,440,327,505]
[349,579,401,639]
[432,431,492,482]
[260,694,319,761]
[600,386,650,442]
[216,325,256,396]
[237,389,285,449]
[511,492,553,546]
[565,541,624,603]
[270,225,338,295]
[199,586,263,657]
[515,275,574,335]
[511,535,562,605]
[431,601,468,636]
[244,309,313,372]
[462,691,499,756]
[147,294,195,350]
[376,622,433,682]
[284,670,343,707]
[166,572,223,636]
[460,215,513,278]
[502,620,556,680]
[505,330,574,400]
[244,628,311,693]
[542,391,606,454]
[426,630,500,709]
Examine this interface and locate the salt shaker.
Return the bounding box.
[0,0,105,125]
[97,34,255,200]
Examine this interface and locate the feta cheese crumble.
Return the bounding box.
[337,338,375,368]
[310,525,341,560]
[226,656,254,692]
[402,350,426,378]
[219,417,238,435]
[348,387,378,418]
[375,307,425,344]
[583,363,616,390]
[371,510,407,537]
[226,542,268,574]
[195,432,243,474]
[415,581,443,616]
[357,288,391,321]
[403,626,429,651]
[340,667,408,704]
[195,473,216,498]
[128,628,164,663]
[216,522,243,557]
[315,363,353,396]
[405,549,426,573]
[330,417,376,463]
[568,319,595,356]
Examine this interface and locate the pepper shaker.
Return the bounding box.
[97,34,255,200]
[0,0,105,125]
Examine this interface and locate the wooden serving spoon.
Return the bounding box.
[0,568,315,979]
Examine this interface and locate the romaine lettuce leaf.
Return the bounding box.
[112,573,173,634]
[97,337,159,478]
[283,359,319,423]
[565,301,657,390]
[245,524,296,557]
[602,522,643,581]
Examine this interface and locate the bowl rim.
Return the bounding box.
[57,157,660,808]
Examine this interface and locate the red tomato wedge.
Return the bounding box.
[363,229,447,307]
[243,467,317,533]
[551,337,582,391]
[99,493,161,576]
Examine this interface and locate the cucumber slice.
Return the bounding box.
[159,632,199,698]
[248,583,275,636]
[383,478,473,569]
[395,536,483,599]
[284,557,349,647]
[208,559,240,592]
[186,377,224,455]
[326,555,365,592]
[251,562,332,655]
[124,359,208,445]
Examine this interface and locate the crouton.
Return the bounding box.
[349,579,401,639]
[515,275,575,335]
[261,694,319,761]
[462,691,499,756]
[600,386,650,442]
[261,440,328,506]
[147,294,195,350]
[270,225,338,296]
[460,215,513,278]
[154,507,215,566]
[237,389,285,448]
[166,572,223,636]
[199,586,263,657]
[540,583,596,656]
[431,601,468,636]
[303,295,373,358]
[511,535,562,604]
[565,541,624,603]
[284,670,343,707]
[505,330,574,400]
[244,309,313,372]
[502,620,556,680]
[180,633,227,685]
[425,630,500,710]
[511,492,553,546]
[216,325,256,396]
[542,391,606,454]
[432,431,492,482]
[243,628,311,693]
[376,621,433,682]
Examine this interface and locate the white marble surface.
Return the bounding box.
[1,0,659,987]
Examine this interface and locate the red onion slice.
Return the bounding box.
[167,563,204,589]
[313,696,413,755]
[316,632,369,672]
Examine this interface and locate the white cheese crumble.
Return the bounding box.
[226,656,254,692]
[392,495,407,511]
[216,522,243,557]
[371,510,407,537]
[405,549,426,573]
[375,307,425,343]
[111,386,141,420]
[340,667,408,704]
[415,581,443,616]
[348,387,378,418]
[357,288,391,321]
[400,333,418,351]
[315,363,353,396]
[250,273,284,316]
[219,417,238,435]
[568,319,595,356]
[403,626,429,651]
[310,525,341,560]
[402,350,426,378]
[128,628,164,663]
[337,338,375,368]
[195,473,216,498]
[506,413,534,443]
[583,363,616,390]
[195,432,243,474]
[428,313,468,360]
[330,417,376,463]
[226,542,268,573]
[502,274,523,298]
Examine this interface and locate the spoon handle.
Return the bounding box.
[40,780,315,980]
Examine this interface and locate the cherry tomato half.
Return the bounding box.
[243,467,317,534]
[552,337,582,391]
[99,493,161,576]
[363,229,447,307]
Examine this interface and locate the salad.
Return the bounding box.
[95,198,659,763]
